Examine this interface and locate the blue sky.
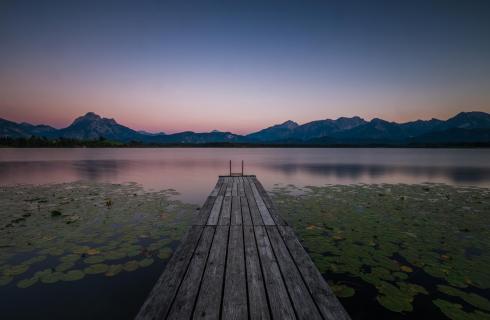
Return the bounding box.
[1,0,489,133]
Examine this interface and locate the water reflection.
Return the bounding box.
[264,163,490,183]
[1,148,489,203]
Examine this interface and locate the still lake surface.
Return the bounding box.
[1,148,490,203]
[1,148,489,319]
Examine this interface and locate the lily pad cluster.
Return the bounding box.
[271,183,490,319]
[0,182,197,288]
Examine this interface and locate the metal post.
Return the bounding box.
[229,160,232,176]
[241,160,244,176]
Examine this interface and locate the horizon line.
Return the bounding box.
[0,109,487,135]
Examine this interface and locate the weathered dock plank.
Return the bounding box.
[222,225,248,319]
[167,227,215,320]
[240,195,253,226]
[247,177,275,225]
[243,225,270,320]
[136,175,350,320]
[194,196,217,226]
[251,177,288,226]
[193,226,229,320]
[267,226,322,320]
[243,179,264,226]
[238,177,245,196]
[231,196,242,225]
[207,195,223,225]
[254,226,296,319]
[218,196,232,226]
[278,226,351,320]
[136,225,204,320]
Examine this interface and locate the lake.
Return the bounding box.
[1,148,490,204]
[1,148,489,319]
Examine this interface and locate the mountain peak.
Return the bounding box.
[370,118,391,124]
[281,120,298,127]
[452,111,489,119]
[444,111,490,129]
[72,112,101,124]
[2,111,490,144]
[82,112,101,119]
[336,116,363,121]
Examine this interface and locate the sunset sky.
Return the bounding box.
[1,0,489,134]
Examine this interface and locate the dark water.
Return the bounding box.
[1,148,489,319]
[1,148,490,204]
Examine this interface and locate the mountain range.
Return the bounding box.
[1,111,490,145]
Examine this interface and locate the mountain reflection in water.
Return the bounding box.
[1,148,489,203]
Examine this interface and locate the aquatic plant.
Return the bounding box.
[271,183,490,318]
[0,182,196,288]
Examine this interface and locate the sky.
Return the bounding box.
[0,0,489,134]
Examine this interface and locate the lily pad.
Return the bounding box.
[433,299,490,320]
[139,258,154,268]
[55,261,75,272]
[63,270,85,281]
[84,256,105,264]
[438,285,490,311]
[17,277,38,288]
[86,248,100,255]
[59,254,80,263]
[271,183,490,314]
[105,264,123,277]
[330,282,355,298]
[40,271,64,284]
[4,264,29,276]
[0,276,13,286]
[123,260,139,272]
[84,264,109,275]
[400,265,413,273]
[158,248,173,260]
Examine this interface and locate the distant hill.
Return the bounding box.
[0,118,57,138]
[246,120,299,141]
[57,112,146,142]
[1,111,490,146]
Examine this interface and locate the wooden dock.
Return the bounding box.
[136,176,350,320]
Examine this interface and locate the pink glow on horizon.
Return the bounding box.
[1,63,489,134]
[2,102,489,135]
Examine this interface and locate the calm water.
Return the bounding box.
[1,148,489,319]
[1,148,490,204]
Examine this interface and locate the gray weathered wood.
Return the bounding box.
[248,177,275,226]
[238,177,245,196]
[194,196,217,226]
[225,178,232,196]
[135,225,204,320]
[167,226,215,320]
[193,226,229,320]
[243,225,270,320]
[218,178,228,196]
[278,226,350,320]
[251,177,288,226]
[240,195,253,226]
[210,178,223,197]
[266,226,322,320]
[137,176,350,320]
[222,225,248,319]
[232,178,238,196]
[207,195,223,225]
[218,196,232,225]
[254,226,296,320]
[243,179,264,226]
[231,196,242,225]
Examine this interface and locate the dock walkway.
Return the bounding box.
[136,176,350,320]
